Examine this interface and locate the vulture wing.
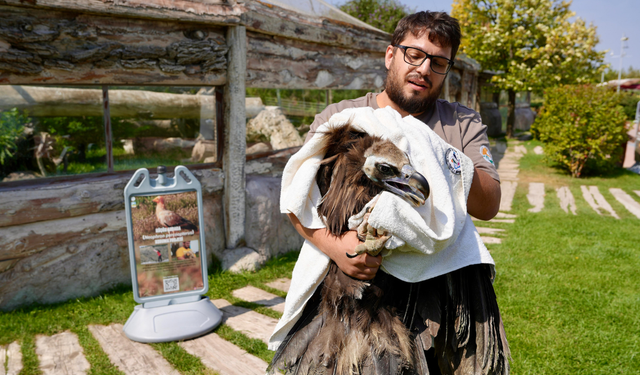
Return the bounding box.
[157,209,198,231]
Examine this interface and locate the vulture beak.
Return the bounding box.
[382,165,430,207]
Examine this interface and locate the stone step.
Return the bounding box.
[480,236,502,244]
[476,227,506,235]
[581,186,619,219]
[499,181,518,212]
[232,286,286,313]
[495,212,517,219]
[473,217,515,224]
[265,278,291,293]
[514,145,528,154]
[527,182,545,213]
[533,146,543,155]
[88,324,179,375]
[0,341,22,375]
[610,188,640,219]
[556,186,577,215]
[212,299,278,344]
[635,190,640,198]
[180,333,268,375]
[35,331,91,375]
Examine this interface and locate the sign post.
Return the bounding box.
[122,166,222,342]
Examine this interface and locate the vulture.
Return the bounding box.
[152,196,198,231]
[268,124,510,375]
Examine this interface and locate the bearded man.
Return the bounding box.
[273,11,508,374]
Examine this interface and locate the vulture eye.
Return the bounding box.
[377,164,394,175]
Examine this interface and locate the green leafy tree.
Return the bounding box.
[532,85,627,177]
[604,66,640,82]
[339,0,410,34]
[453,0,605,137]
[0,109,28,165]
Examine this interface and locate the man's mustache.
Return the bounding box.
[407,73,432,88]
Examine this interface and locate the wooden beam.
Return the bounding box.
[246,31,386,90]
[0,170,223,228]
[0,6,228,85]
[242,0,389,52]
[0,0,242,26]
[223,25,247,249]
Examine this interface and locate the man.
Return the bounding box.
[290,11,501,281]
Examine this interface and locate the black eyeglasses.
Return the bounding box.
[393,45,454,75]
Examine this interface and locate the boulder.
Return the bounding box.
[246,106,303,150]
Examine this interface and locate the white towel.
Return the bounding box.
[270,106,494,350]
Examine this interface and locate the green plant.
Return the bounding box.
[532,85,628,177]
[0,109,28,165]
[619,91,640,122]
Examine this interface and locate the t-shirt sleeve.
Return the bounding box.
[304,103,348,144]
[460,112,500,182]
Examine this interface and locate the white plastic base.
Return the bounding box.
[123,296,222,343]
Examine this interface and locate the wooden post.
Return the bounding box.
[102,86,114,173]
[223,25,247,249]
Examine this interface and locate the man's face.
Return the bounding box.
[384,32,452,115]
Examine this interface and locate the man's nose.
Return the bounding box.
[415,57,432,76]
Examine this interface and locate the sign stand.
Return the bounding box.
[122,166,222,343]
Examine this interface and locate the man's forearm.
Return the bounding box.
[467,168,501,220]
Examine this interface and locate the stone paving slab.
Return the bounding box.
[499,181,518,212]
[480,236,502,244]
[556,186,577,215]
[527,182,545,213]
[474,218,515,224]
[0,341,22,375]
[495,212,517,219]
[610,188,640,219]
[180,333,267,375]
[212,299,278,344]
[232,286,286,313]
[35,331,90,375]
[265,278,291,293]
[581,186,619,219]
[635,190,640,198]
[88,324,179,375]
[476,227,506,235]
[514,145,528,154]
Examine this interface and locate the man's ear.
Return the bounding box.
[384,45,395,70]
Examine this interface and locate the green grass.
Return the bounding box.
[487,140,640,374]
[0,252,297,374]
[1,143,639,374]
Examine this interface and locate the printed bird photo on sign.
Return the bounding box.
[129,191,204,297]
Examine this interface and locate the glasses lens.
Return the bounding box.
[403,47,427,66]
[430,56,450,74]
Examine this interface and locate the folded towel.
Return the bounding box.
[270,107,494,350]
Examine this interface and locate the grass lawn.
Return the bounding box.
[1,139,639,374]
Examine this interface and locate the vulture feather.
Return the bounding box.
[269,124,510,375]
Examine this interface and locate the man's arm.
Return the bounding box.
[287,213,381,280]
[467,168,501,220]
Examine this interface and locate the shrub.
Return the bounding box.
[532,85,628,177]
[339,0,410,34]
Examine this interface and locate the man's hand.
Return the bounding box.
[467,168,501,220]
[288,213,382,280]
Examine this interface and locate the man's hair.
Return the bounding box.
[391,11,461,61]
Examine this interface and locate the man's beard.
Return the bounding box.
[384,68,444,115]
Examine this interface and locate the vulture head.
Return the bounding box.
[316,124,430,237]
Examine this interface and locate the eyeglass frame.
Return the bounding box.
[393,44,454,75]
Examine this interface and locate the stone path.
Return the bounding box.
[0,341,22,375]
[35,331,91,375]
[3,278,292,375]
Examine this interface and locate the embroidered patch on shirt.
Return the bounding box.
[446,148,462,175]
[480,145,494,165]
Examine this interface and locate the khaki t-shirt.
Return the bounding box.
[306,92,500,182]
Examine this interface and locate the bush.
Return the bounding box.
[619,91,640,122]
[532,85,628,177]
[339,0,410,34]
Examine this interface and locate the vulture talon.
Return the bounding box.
[345,251,359,258]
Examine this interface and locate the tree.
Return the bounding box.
[339,0,410,34]
[452,0,605,137]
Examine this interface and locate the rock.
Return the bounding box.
[245,97,265,118]
[246,106,303,150]
[246,142,271,155]
[533,145,543,155]
[221,247,265,273]
[245,174,303,258]
[2,171,39,182]
[191,139,217,162]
